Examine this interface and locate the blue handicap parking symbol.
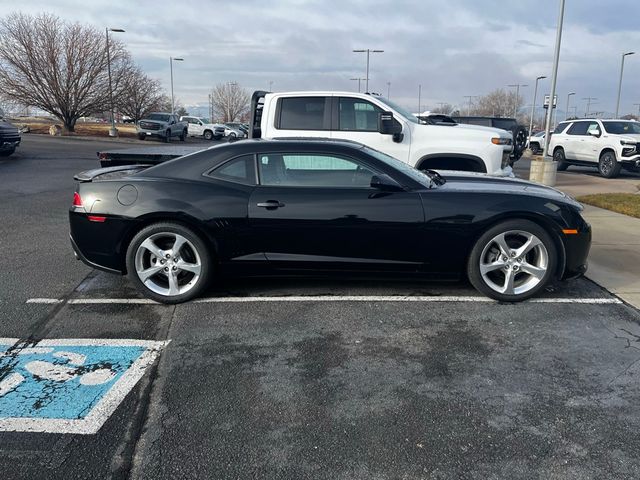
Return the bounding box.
[0,338,168,434]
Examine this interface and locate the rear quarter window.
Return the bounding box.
[277,97,329,130]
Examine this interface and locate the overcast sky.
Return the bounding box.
[4,0,640,117]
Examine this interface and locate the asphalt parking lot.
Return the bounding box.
[1,136,640,479]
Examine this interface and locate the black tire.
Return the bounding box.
[512,126,528,159]
[467,219,558,302]
[163,130,171,143]
[0,147,16,157]
[530,142,541,155]
[126,222,212,304]
[598,151,622,178]
[203,130,213,141]
[553,148,569,171]
[228,132,237,142]
[179,129,187,142]
[138,134,146,141]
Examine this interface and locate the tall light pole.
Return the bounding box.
[634,102,640,117]
[350,77,366,93]
[269,80,273,91]
[105,28,125,137]
[463,95,477,116]
[565,92,575,120]
[615,51,635,118]
[353,48,384,93]
[170,57,184,115]
[583,97,597,117]
[387,81,391,99]
[543,0,566,158]
[418,84,422,114]
[507,83,528,118]
[528,76,546,136]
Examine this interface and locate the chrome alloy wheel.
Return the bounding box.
[134,232,202,297]
[479,230,549,296]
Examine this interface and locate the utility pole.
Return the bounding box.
[170,56,184,115]
[353,49,384,93]
[387,81,391,99]
[350,77,366,93]
[634,103,640,117]
[582,97,597,117]
[463,95,477,116]
[106,28,125,137]
[529,76,546,136]
[508,83,528,118]
[418,84,422,114]
[543,0,566,158]
[565,92,575,120]
[615,51,635,118]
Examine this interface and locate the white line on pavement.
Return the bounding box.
[24,296,624,305]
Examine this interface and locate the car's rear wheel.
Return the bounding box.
[467,220,557,302]
[228,132,237,142]
[126,223,211,304]
[598,151,621,178]
[553,148,569,171]
[203,130,213,140]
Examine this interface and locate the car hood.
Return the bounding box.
[414,122,511,139]
[434,170,580,206]
[0,121,19,134]
[616,134,640,142]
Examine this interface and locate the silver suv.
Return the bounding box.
[548,119,640,178]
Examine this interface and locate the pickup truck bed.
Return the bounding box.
[97,145,208,167]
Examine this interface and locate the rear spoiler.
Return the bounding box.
[249,90,268,139]
[74,164,152,182]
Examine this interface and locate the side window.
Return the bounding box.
[258,153,376,187]
[207,155,256,185]
[338,98,382,131]
[567,122,589,136]
[553,123,569,134]
[278,97,328,130]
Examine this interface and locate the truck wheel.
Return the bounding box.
[530,142,541,155]
[228,132,237,142]
[180,129,187,142]
[164,130,171,143]
[513,126,528,156]
[203,130,213,141]
[0,147,16,157]
[598,151,622,178]
[138,134,146,141]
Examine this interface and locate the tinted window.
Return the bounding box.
[553,122,570,134]
[209,155,256,185]
[258,153,375,187]
[148,113,170,122]
[567,122,589,135]
[278,97,328,130]
[602,121,640,135]
[339,98,382,131]
[492,119,516,130]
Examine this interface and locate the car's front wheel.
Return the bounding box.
[179,129,187,142]
[0,147,16,157]
[467,220,557,302]
[530,142,541,155]
[164,130,171,143]
[598,151,622,178]
[203,130,213,141]
[126,223,212,304]
[553,148,569,171]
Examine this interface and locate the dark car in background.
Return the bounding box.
[69,139,590,304]
[452,116,529,164]
[0,117,21,157]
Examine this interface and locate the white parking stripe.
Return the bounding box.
[24,296,623,305]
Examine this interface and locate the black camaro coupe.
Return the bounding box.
[69,139,590,303]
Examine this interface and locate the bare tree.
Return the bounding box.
[0,13,133,132]
[431,103,453,115]
[471,89,525,119]
[117,68,166,122]
[210,82,249,122]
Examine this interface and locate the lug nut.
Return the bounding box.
[510,251,516,257]
[164,267,169,272]
[165,253,171,259]
[502,256,507,262]
[160,259,165,264]
[172,266,177,271]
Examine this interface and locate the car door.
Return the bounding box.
[581,121,602,163]
[564,121,589,160]
[184,117,198,136]
[333,96,411,163]
[248,151,426,271]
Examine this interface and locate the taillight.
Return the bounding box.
[73,192,83,207]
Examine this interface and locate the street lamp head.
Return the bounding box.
[624,51,635,56]
[537,76,547,80]
[352,49,366,53]
[568,92,575,96]
[173,57,184,61]
[108,28,125,33]
[372,50,384,53]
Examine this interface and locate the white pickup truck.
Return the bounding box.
[248,91,514,175]
[180,116,225,141]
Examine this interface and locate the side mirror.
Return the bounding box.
[378,111,403,135]
[370,174,403,192]
[589,129,601,137]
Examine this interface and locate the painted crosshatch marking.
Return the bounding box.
[0,338,168,434]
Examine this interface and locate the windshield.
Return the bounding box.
[200,118,210,124]
[602,121,640,135]
[362,146,440,187]
[147,113,170,122]
[375,97,420,124]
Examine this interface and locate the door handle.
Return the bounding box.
[256,200,285,209]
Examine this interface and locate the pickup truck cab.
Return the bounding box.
[0,117,21,157]
[180,116,225,140]
[137,113,188,143]
[249,91,514,175]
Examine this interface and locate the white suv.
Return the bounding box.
[548,119,640,178]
